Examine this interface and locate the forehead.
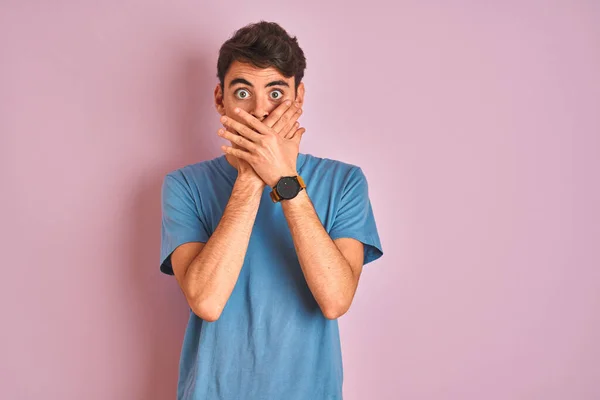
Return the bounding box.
[225,60,294,85]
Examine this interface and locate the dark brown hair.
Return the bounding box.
[217,21,307,92]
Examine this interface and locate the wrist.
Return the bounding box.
[235,176,265,193]
[280,189,310,211]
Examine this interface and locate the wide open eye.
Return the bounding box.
[234,89,251,100]
[270,90,284,100]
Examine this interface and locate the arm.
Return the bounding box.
[218,108,375,319]
[168,102,304,321]
[171,178,263,322]
[281,190,365,319]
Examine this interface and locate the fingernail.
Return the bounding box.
[220,116,227,123]
[285,100,292,106]
[294,102,300,107]
[234,108,240,114]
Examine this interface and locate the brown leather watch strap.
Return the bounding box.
[270,188,282,203]
[297,175,306,189]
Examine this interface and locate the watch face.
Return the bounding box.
[276,177,300,199]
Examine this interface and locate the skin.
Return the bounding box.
[170,60,365,321]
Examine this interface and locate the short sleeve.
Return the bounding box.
[329,167,383,265]
[160,172,210,275]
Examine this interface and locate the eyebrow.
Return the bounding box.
[229,78,290,89]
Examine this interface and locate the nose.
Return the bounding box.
[250,96,271,121]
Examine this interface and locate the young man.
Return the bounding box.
[160,21,383,400]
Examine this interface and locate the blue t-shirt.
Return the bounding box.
[160,153,383,400]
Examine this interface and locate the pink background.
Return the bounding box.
[2,1,599,399]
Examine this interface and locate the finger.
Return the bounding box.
[291,127,306,143]
[221,145,254,162]
[263,100,293,128]
[273,103,302,136]
[218,128,259,153]
[221,115,263,142]
[284,121,300,139]
[232,108,274,136]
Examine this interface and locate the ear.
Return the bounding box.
[295,82,305,107]
[214,83,226,116]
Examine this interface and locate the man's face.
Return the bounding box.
[215,60,305,123]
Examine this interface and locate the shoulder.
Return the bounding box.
[301,153,367,185]
[163,157,224,190]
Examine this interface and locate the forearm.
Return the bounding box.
[281,190,357,319]
[185,178,263,320]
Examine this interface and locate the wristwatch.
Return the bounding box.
[270,176,306,203]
